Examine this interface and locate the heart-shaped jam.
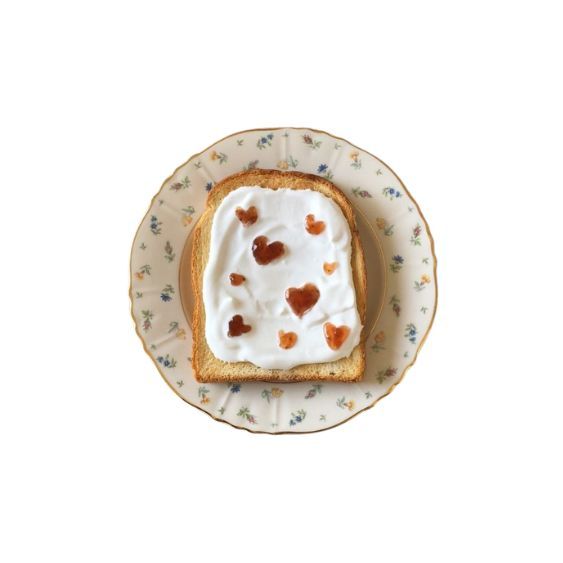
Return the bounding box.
[235,206,258,226]
[323,261,338,275]
[229,273,246,286]
[285,283,320,318]
[323,322,350,350]
[305,214,326,235]
[228,315,252,337]
[252,236,285,265]
[278,330,298,349]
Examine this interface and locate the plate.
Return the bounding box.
[130,127,437,433]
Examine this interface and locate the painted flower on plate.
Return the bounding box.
[289,409,306,426]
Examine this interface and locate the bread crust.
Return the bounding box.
[191,169,367,383]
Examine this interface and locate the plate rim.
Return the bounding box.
[129,126,438,434]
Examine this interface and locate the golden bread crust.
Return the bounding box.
[191,169,367,383]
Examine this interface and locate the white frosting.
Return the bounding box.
[202,187,362,369]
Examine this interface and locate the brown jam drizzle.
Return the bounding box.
[228,315,252,337]
[278,330,298,349]
[235,206,258,226]
[323,262,338,275]
[305,214,326,235]
[323,322,350,350]
[229,273,246,286]
[285,283,320,318]
[252,236,285,265]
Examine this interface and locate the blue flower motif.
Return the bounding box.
[317,164,328,173]
[267,133,273,140]
[156,354,176,368]
[206,182,213,192]
[404,323,418,344]
[389,188,395,195]
[393,255,404,264]
[230,384,241,393]
[160,293,172,302]
[289,410,306,426]
[261,137,267,143]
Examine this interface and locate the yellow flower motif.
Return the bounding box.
[210,150,219,161]
[277,160,289,170]
[421,274,431,284]
[176,328,186,339]
[349,150,359,162]
[347,400,355,411]
[200,396,210,404]
[134,272,144,280]
[182,215,193,226]
[375,218,386,230]
[271,387,284,398]
[374,331,385,344]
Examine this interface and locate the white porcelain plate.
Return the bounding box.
[130,128,437,433]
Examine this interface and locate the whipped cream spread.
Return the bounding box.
[202,186,363,369]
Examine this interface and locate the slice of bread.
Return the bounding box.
[191,169,367,383]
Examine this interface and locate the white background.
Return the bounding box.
[1,1,562,561]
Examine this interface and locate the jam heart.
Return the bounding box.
[228,315,252,337]
[229,273,246,286]
[305,214,326,235]
[285,283,320,318]
[323,322,350,350]
[235,206,258,226]
[252,236,285,265]
[323,261,338,275]
[278,330,298,349]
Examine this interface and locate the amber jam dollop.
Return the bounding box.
[278,330,298,349]
[235,206,258,226]
[228,315,252,337]
[305,214,326,235]
[323,322,350,350]
[229,273,246,286]
[323,262,338,275]
[252,236,285,265]
[285,283,320,318]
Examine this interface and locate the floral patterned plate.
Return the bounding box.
[130,127,437,433]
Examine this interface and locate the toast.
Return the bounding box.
[191,169,367,382]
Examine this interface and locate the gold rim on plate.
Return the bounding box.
[129,126,438,434]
